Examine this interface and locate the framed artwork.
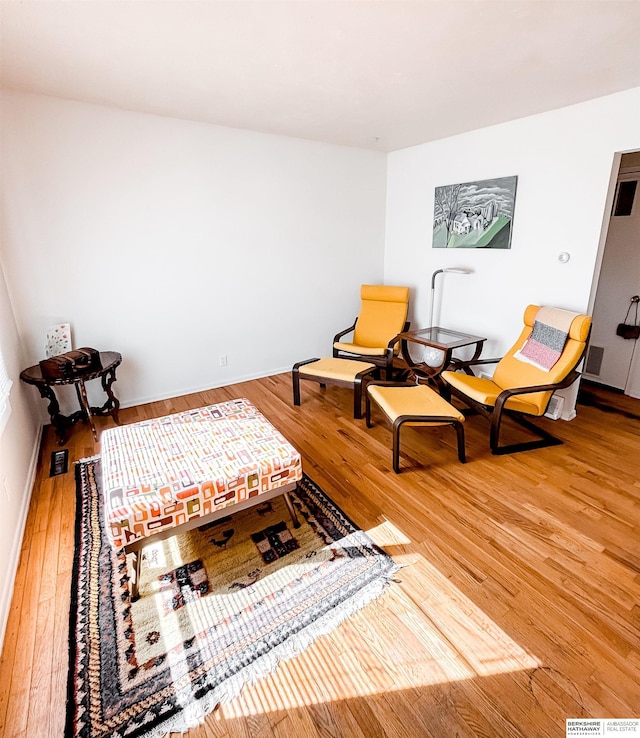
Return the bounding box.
[433,175,518,249]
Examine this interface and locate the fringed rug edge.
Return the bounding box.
[140,566,400,737]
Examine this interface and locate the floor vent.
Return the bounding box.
[49,449,69,477]
[585,345,605,376]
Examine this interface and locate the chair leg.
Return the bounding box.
[292,359,320,407]
[353,378,363,419]
[292,367,301,406]
[392,421,402,473]
[453,421,466,463]
[490,409,563,455]
[365,392,374,428]
[354,370,376,419]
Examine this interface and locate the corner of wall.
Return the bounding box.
[0,423,43,652]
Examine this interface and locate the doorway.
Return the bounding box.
[584,151,640,399]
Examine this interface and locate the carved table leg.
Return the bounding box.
[76,379,98,441]
[37,383,69,445]
[93,367,120,424]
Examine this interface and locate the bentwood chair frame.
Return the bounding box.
[440,305,592,455]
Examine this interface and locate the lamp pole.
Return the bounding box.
[429,267,471,327]
[423,267,472,367]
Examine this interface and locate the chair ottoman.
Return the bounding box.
[292,357,377,419]
[366,382,466,472]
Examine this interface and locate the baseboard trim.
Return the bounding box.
[118,366,291,410]
[0,423,43,652]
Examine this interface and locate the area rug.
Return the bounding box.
[66,457,399,738]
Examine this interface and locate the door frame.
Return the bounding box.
[586,150,640,396]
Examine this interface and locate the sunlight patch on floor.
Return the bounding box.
[365,519,413,547]
[217,533,540,717]
[135,518,539,717]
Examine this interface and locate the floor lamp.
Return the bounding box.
[424,267,472,366]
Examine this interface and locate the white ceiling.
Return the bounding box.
[1,1,640,152]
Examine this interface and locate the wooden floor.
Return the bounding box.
[1,374,639,737]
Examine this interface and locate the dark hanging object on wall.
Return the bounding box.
[616,296,640,340]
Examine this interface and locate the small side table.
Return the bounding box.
[397,327,486,383]
[20,351,122,445]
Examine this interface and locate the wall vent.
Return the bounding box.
[585,345,605,376]
[544,394,564,420]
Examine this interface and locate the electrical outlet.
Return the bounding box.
[219,354,228,367]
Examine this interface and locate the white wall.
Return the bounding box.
[0,90,387,650]
[0,259,41,649]
[1,92,387,411]
[384,87,640,364]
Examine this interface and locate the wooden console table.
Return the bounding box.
[20,351,122,444]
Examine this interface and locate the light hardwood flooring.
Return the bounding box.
[1,374,639,737]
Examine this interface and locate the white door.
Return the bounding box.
[585,168,640,395]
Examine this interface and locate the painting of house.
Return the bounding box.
[433,175,518,248]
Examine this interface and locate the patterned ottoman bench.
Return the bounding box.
[101,398,302,597]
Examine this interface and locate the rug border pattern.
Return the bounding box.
[65,457,400,738]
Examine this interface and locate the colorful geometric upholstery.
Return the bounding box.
[101,398,302,549]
